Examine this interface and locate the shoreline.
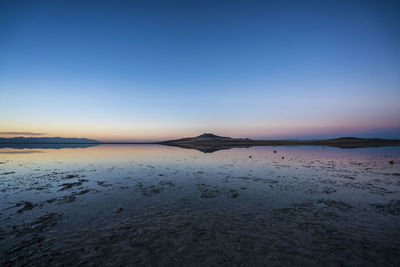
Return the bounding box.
[1,137,400,152]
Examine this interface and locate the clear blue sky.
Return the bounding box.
[1,0,399,141]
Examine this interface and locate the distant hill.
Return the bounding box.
[1,135,399,153]
[161,133,248,144]
[0,137,100,144]
[158,134,400,152]
[158,133,252,152]
[197,133,227,138]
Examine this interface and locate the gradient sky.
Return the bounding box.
[1,0,399,141]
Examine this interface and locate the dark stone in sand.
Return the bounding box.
[374,200,400,215]
[73,189,91,195]
[139,185,161,196]
[159,180,175,187]
[97,181,113,187]
[113,208,123,214]
[197,183,219,199]
[228,189,240,198]
[63,174,80,179]
[10,212,63,236]
[58,179,89,191]
[58,195,76,203]
[16,201,35,213]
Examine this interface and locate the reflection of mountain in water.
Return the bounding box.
[0,143,99,149]
[0,137,100,149]
[0,150,44,154]
[0,137,99,143]
[159,133,400,153]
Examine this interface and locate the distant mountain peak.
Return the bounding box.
[197,133,225,138]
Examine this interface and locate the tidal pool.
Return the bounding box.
[1,145,399,266]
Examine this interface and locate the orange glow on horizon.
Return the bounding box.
[1,119,400,142]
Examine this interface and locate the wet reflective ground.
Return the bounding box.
[1,145,400,266]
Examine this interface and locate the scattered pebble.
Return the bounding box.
[97,181,113,187]
[228,189,240,198]
[113,208,123,214]
[16,201,35,213]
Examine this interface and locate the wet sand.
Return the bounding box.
[1,145,400,266]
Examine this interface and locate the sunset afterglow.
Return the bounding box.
[1,1,399,141]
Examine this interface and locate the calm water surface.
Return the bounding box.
[1,145,400,266]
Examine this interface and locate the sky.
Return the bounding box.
[1,0,399,141]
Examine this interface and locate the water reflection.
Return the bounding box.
[0,143,99,149]
[1,145,399,265]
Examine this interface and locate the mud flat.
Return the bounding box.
[1,144,400,266]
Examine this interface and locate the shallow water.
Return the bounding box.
[1,145,400,266]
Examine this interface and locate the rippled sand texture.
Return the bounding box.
[1,145,400,266]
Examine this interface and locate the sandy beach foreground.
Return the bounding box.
[1,144,399,266]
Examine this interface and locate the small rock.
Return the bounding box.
[97,181,112,187]
[16,201,35,213]
[229,189,240,199]
[389,160,394,165]
[113,208,123,214]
